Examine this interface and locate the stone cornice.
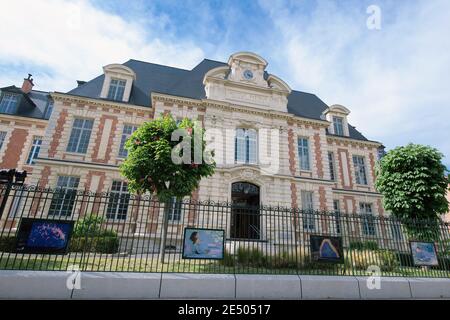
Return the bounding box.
[326,135,382,148]
[51,92,152,113]
[0,113,48,125]
[151,92,330,128]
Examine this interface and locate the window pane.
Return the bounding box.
[298,138,310,170]
[26,136,43,165]
[301,191,314,231]
[333,116,344,136]
[328,152,335,181]
[67,119,93,153]
[0,131,7,150]
[48,176,80,217]
[353,156,368,185]
[118,125,137,158]
[0,93,18,113]
[107,181,129,220]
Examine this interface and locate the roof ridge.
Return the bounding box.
[125,59,190,72]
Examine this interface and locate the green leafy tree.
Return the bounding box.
[120,115,215,202]
[119,115,215,262]
[375,143,449,240]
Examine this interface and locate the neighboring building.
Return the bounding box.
[21,51,386,241]
[0,74,52,177]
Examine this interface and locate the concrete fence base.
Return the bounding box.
[1,271,449,299]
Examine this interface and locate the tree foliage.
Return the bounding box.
[375,143,449,240]
[119,115,215,202]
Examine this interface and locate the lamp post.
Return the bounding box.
[0,169,27,219]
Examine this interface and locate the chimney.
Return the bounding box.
[21,74,34,94]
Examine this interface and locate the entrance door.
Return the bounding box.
[230,182,260,240]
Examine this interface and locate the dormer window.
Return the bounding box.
[107,79,126,101]
[333,116,344,136]
[0,93,19,114]
[100,64,136,103]
[322,104,351,137]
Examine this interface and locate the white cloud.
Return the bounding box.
[0,0,205,92]
[259,0,450,164]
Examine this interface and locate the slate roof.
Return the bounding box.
[0,85,52,120]
[67,58,374,142]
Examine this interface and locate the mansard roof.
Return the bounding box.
[0,85,51,120]
[67,58,369,141]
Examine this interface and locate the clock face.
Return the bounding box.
[243,69,253,80]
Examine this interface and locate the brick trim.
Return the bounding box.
[0,128,28,169]
[337,148,354,189]
[48,109,69,158]
[313,133,324,179]
[288,128,296,175]
[91,115,118,163]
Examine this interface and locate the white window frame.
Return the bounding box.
[0,93,19,114]
[48,176,80,217]
[0,131,7,151]
[118,124,138,158]
[106,180,130,220]
[107,78,126,101]
[234,128,258,165]
[333,116,344,136]
[301,191,315,231]
[26,136,43,165]
[298,137,311,171]
[66,118,94,154]
[353,155,368,185]
[168,197,183,222]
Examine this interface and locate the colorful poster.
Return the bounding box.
[410,241,439,266]
[182,228,224,260]
[15,218,74,254]
[310,235,344,263]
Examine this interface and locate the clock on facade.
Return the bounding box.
[243,69,253,80]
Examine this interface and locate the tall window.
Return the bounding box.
[26,136,43,165]
[0,131,7,151]
[106,181,129,220]
[333,116,344,136]
[107,79,126,101]
[235,128,257,164]
[391,222,403,240]
[48,176,80,217]
[301,191,315,231]
[328,152,336,181]
[168,197,183,222]
[360,203,376,236]
[67,118,94,153]
[297,138,310,171]
[0,93,19,113]
[118,125,138,158]
[333,200,341,234]
[353,155,368,185]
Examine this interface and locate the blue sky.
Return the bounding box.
[1,0,449,168]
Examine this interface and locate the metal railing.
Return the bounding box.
[0,184,449,277]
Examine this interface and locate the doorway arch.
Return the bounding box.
[230,182,260,240]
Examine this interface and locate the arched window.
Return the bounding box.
[234,128,257,164]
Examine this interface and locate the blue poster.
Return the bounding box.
[27,222,71,248]
[182,228,224,260]
[410,241,439,266]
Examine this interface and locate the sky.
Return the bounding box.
[1,0,449,168]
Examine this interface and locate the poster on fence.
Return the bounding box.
[410,241,439,266]
[15,218,74,254]
[182,228,224,260]
[310,235,344,263]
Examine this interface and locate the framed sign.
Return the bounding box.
[182,228,224,260]
[310,235,344,263]
[410,241,439,267]
[15,218,75,254]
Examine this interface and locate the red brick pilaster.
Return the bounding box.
[287,128,296,175]
[369,152,376,184]
[0,128,28,169]
[313,133,324,179]
[48,109,69,157]
[337,148,354,189]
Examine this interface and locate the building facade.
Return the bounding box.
[1,52,395,245]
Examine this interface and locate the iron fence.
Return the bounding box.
[0,184,449,277]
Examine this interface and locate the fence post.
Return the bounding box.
[159,198,173,264]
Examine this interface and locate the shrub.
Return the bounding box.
[236,247,268,268]
[219,250,235,267]
[346,249,399,272]
[349,241,379,251]
[73,214,112,237]
[0,236,16,253]
[69,236,119,254]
